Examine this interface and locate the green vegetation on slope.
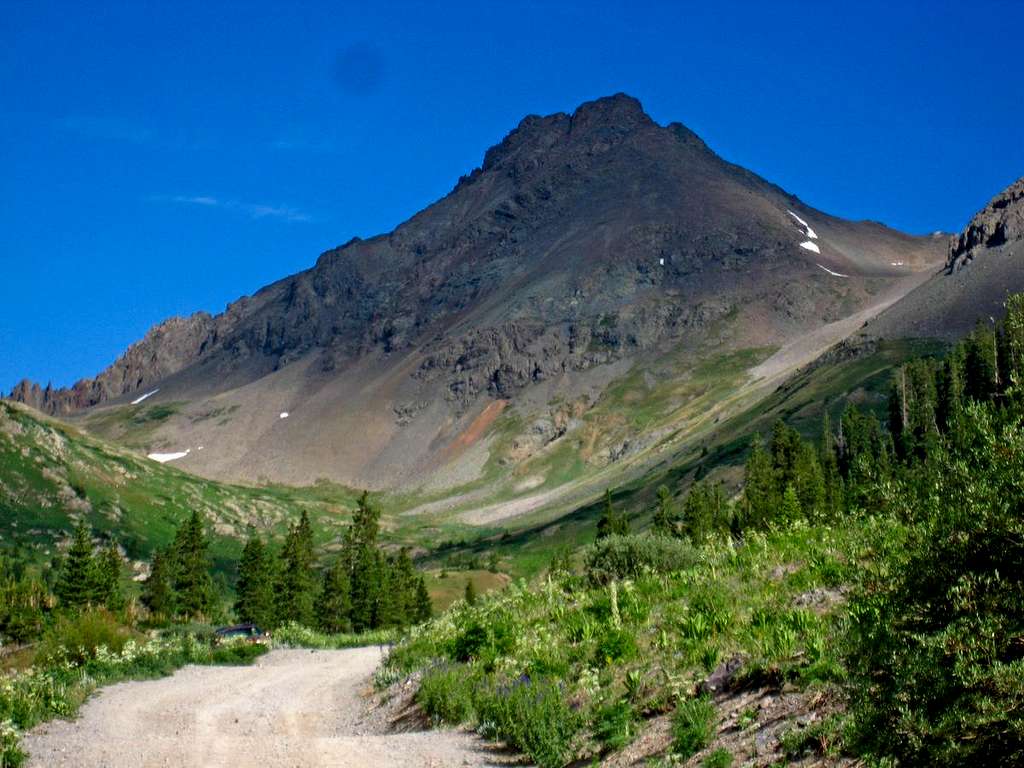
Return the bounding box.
[378,297,1024,766]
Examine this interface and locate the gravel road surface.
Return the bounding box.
[22,647,510,767]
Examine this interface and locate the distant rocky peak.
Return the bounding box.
[947,177,1024,272]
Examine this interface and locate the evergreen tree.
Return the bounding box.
[680,480,730,541]
[596,489,628,539]
[965,322,999,402]
[93,543,125,611]
[652,485,677,537]
[741,436,777,530]
[346,492,384,632]
[142,548,176,620]
[275,511,317,626]
[54,522,97,611]
[413,576,432,624]
[315,560,352,633]
[779,483,802,525]
[464,579,477,605]
[171,512,216,620]
[235,532,274,627]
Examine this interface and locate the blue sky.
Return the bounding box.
[2,0,1023,391]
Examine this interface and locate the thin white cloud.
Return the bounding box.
[153,195,312,223]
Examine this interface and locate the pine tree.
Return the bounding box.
[464,579,477,605]
[680,480,730,541]
[413,576,432,624]
[780,483,802,525]
[596,489,628,539]
[171,512,216,620]
[345,492,384,632]
[236,532,274,627]
[275,511,317,627]
[93,544,125,611]
[55,522,97,611]
[315,560,352,633]
[741,436,777,531]
[652,485,677,537]
[142,548,176,620]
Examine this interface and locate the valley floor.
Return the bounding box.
[21,647,512,768]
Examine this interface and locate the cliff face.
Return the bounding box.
[947,178,1024,273]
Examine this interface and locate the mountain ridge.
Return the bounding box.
[6,93,944,492]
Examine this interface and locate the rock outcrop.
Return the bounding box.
[947,177,1024,272]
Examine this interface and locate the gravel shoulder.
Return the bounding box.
[22,646,514,768]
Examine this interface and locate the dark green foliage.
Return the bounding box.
[416,663,477,724]
[0,559,48,643]
[847,402,1024,765]
[170,511,217,621]
[54,522,97,611]
[413,575,433,623]
[680,479,731,542]
[593,699,636,752]
[141,548,176,619]
[672,695,716,758]
[702,747,734,768]
[594,628,637,665]
[315,560,352,634]
[652,484,677,537]
[845,296,1024,765]
[596,488,629,539]
[209,642,269,665]
[739,436,777,530]
[275,511,316,627]
[93,544,124,611]
[37,608,135,665]
[583,534,696,585]
[464,579,477,605]
[235,533,274,628]
[474,675,582,768]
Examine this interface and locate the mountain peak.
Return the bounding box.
[570,92,652,128]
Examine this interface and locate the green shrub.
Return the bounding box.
[593,699,636,752]
[210,642,268,665]
[672,695,716,759]
[417,663,476,724]
[702,747,733,768]
[271,621,395,649]
[584,534,696,586]
[475,675,581,768]
[451,617,515,668]
[36,609,137,666]
[594,628,637,666]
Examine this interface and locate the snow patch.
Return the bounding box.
[658,257,665,266]
[147,449,190,463]
[279,412,289,419]
[891,261,905,266]
[799,241,821,254]
[788,210,818,239]
[131,389,159,405]
[815,263,849,278]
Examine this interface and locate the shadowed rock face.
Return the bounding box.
[947,178,1024,272]
[9,94,939,420]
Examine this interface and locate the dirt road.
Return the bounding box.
[22,647,510,767]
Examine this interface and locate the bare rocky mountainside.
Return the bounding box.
[9,94,944,493]
[866,177,1024,341]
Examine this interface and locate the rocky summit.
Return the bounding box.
[8,94,944,491]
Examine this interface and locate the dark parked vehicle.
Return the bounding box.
[213,623,269,645]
